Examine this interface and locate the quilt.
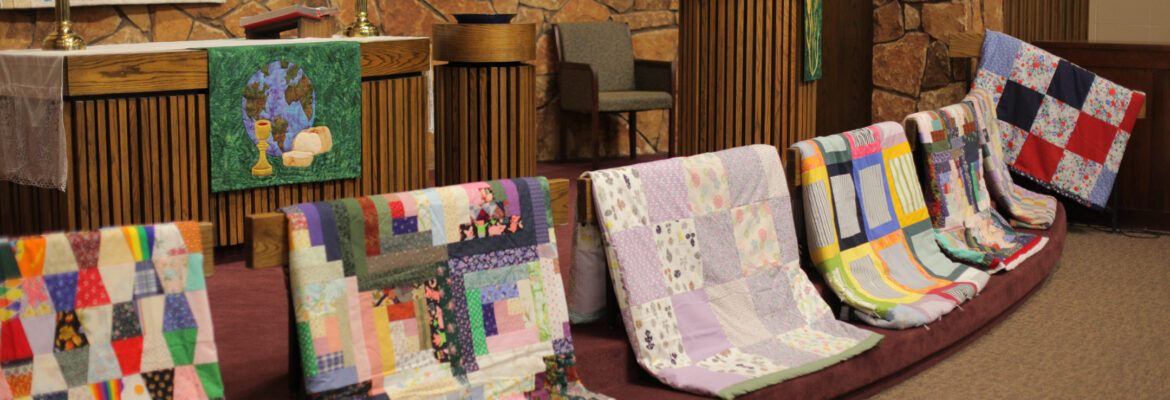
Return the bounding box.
[972,30,1145,210]
[0,222,224,399]
[589,145,882,399]
[284,177,607,399]
[566,222,606,324]
[967,88,1058,229]
[907,102,1048,272]
[793,123,990,329]
[208,41,362,192]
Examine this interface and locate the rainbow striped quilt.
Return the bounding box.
[792,123,989,329]
[0,222,224,399]
[968,88,1058,229]
[907,102,1048,272]
[972,30,1145,210]
[283,177,606,399]
[589,145,882,398]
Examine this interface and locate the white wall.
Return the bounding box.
[1089,0,1170,43]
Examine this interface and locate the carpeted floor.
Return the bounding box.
[873,225,1170,399]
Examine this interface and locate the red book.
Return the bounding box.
[240,5,340,30]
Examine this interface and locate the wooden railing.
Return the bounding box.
[244,178,572,269]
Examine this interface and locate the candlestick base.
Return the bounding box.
[42,21,85,51]
[344,12,379,37]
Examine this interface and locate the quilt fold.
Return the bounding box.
[589,145,882,399]
[907,102,1048,272]
[0,222,224,399]
[793,123,990,329]
[283,177,607,399]
[972,30,1145,210]
[967,88,1058,229]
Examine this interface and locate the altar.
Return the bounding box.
[0,37,431,246]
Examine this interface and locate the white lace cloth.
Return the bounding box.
[0,37,424,191]
[0,54,64,190]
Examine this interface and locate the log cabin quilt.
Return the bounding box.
[283,177,607,399]
[907,103,1049,272]
[588,145,882,399]
[972,30,1145,210]
[0,222,224,399]
[792,124,989,329]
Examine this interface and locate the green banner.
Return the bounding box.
[208,41,361,192]
[803,0,823,81]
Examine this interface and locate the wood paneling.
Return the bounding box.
[433,24,537,63]
[433,64,536,186]
[1004,0,1089,42]
[816,0,872,136]
[1037,41,1169,229]
[63,39,431,96]
[678,0,817,162]
[0,74,427,245]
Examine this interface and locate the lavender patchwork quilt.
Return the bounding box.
[588,145,881,399]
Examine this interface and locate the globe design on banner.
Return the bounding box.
[242,60,316,156]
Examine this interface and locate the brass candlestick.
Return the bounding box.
[344,0,379,37]
[41,0,85,50]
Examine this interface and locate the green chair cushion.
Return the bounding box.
[557,21,636,92]
[598,91,672,112]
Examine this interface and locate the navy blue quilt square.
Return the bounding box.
[1045,60,1095,109]
[997,80,1045,132]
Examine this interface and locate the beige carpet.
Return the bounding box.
[872,225,1170,399]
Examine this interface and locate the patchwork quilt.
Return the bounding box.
[0,222,224,399]
[967,88,1058,229]
[283,177,606,399]
[972,30,1145,210]
[793,123,990,329]
[907,102,1049,272]
[589,145,882,399]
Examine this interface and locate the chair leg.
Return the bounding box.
[668,106,676,158]
[560,111,569,162]
[591,109,601,170]
[628,111,637,160]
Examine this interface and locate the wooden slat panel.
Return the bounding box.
[434,64,535,186]
[678,0,815,162]
[1003,0,1088,43]
[3,74,428,245]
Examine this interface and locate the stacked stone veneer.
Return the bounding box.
[871,0,1002,123]
[0,0,678,161]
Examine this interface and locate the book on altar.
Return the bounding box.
[240,5,340,29]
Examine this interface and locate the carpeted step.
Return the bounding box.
[570,320,642,392]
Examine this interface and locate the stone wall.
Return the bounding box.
[871,0,1001,123]
[0,0,679,161]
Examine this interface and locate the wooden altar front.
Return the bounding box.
[0,38,431,246]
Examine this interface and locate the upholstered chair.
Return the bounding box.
[554,21,676,169]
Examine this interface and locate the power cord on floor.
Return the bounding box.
[1070,222,1169,239]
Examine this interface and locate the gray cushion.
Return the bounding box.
[598,91,672,112]
[557,21,636,92]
